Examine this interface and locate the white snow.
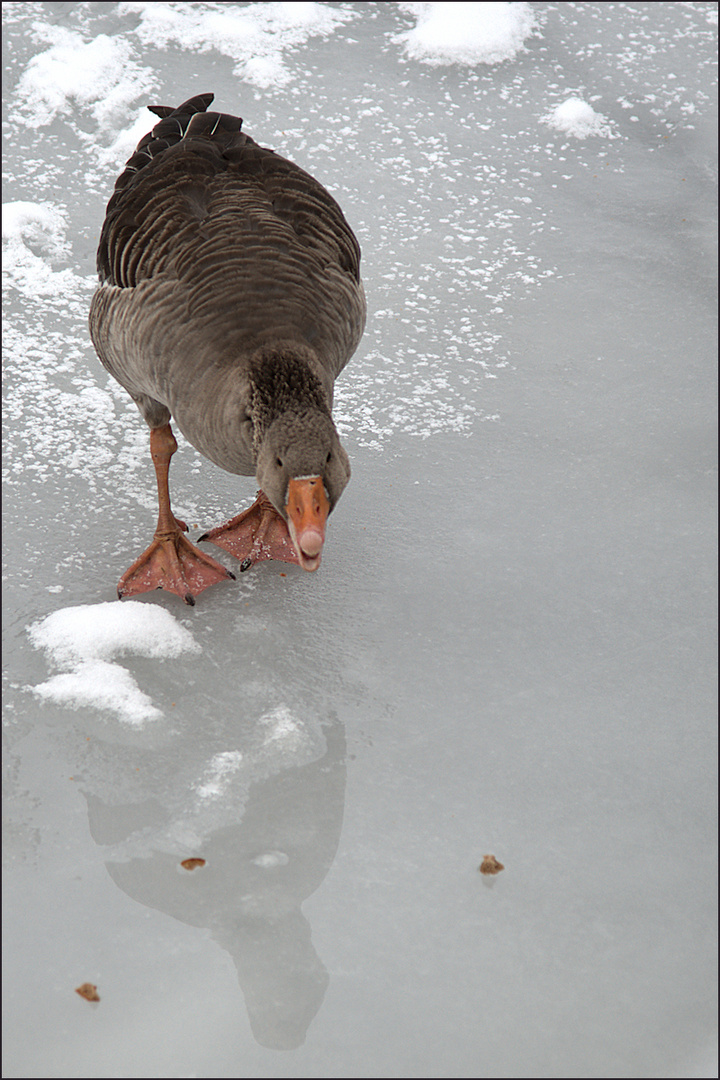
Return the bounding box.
[93,107,172,177]
[2,200,68,256]
[259,704,309,751]
[541,97,617,140]
[2,199,84,299]
[11,3,356,141]
[251,850,290,868]
[32,660,162,724]
[120,1,356,89]
[395,2,537,66]
[27,601,201,724]
[14,24,155,129]
[193,750,245,800]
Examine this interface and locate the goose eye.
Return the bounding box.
[326,452,332,464]
[276,456,283,468]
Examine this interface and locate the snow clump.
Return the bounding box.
[27,601,201,725]
[395,2,537,67]
[542,97,617,139]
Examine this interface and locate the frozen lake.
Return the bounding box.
[2,3,717,1077]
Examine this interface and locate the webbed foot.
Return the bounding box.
[118,528,235,605]
[199,491,299,571]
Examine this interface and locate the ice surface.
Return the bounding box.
[2,199,68,251]
[260,703,315,752]
[2,2,717,1077]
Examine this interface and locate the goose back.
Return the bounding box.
[89,94,366,476]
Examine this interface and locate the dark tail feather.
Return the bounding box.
[147,92,214,120]
[106,94,222,209]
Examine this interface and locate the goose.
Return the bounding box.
[89,93,366,605]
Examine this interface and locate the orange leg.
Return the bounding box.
[199,491,299,572]
[117,424,235,605]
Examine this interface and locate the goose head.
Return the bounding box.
[255,411,350,571]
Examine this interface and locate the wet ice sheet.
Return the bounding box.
[2,2,718,1077]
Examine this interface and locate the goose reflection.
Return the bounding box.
[84,711,346,1050]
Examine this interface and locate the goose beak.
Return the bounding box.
[286,477,330,572]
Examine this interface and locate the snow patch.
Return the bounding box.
[32,661,162,724]
[541,97,617,140]
[2,201,69,258]
[120,1,356,89]
[251,850,289,868]
[259,704,310,752]
[395,2,537,67]
[193,751,245,800]
[2,200,87,299]
[27,601,201,725]
[14,24,155,129]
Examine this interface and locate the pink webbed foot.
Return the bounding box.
[199,491,299,572]
[118,527,235,606]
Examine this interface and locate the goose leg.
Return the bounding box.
[118,424,235,605]
[199,491,300,572]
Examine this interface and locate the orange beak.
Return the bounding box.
[286,477,330,572]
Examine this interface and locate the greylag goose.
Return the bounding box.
[89,93,366,604]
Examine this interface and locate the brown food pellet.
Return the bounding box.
[75,983,100,1002]
[479,855,504,876]
[181,857,206,871]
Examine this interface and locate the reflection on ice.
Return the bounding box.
[94,716,347,1050]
